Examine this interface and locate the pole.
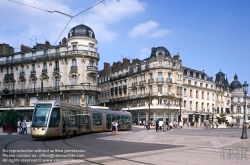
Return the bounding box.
[148,91,151,130]
[241,92,248,139]
[41,80,43,100]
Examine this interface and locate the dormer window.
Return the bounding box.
[69,30,73,37]
[72,45,77,50]
[89,30,93,37]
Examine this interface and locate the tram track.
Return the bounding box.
[3,136,30,165]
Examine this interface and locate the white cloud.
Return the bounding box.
[129,20,170,38]
[0,0,146,48]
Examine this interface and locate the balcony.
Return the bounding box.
[30,71,36,75]
[157,78,164,83]
[86,66,98,71]
[148,78,154,83]
[4,73,14,78]
[139,80,146,86]
[166,78,172,83]
[54,68,60,72]
[42,69,47,73]
[19,72,25,76]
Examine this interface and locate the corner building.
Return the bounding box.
[0,24,99,120]
[98,47,184,124]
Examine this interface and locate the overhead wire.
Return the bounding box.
[8,0,106,45]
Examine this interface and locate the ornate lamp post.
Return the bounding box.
[241,81,248,139]
[212,108,216,129]
[148,89,151,130]
[237,106,241,129]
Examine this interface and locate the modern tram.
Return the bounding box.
[31,100,132,138]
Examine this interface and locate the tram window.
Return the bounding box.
[32,104,52,127]
[68,110,77,126]
[120,115,125,125]
[92,113,102,125]
[49,108,60,127]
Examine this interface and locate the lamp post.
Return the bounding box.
[237,106,241,129]
[148,90,151,130]
[241,81,248,139]
[212,108,216,129]
[179,98,182,125]
[167,101,170,130]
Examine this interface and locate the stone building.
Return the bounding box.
[230,74,250,125]
[0,24,99,121]
[98,47,184,124]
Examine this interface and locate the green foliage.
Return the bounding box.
[0,109,21,126]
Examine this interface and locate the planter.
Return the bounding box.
[3,125,17,133]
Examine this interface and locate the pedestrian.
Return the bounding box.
[19,120,22,134]
[116,120,119,135]
[188,121,190,129]
[111,120,117,135]
[22,120,27,135]
[145,120,149,131]
[155,119,159,132]
[159,120,163,132]
[179,121,182,129]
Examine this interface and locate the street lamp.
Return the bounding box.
[237,106,241,129]
[167,101,170,130]
[212,108,216,129]
[148,89,151,130]
[241,81,248,139]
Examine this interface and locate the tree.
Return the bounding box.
[0,109,21,126]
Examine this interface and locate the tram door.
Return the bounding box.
[62,109,66,135]
[106,114,111,130]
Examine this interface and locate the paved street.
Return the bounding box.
[0,126,250,165]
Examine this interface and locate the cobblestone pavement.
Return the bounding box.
[1,126,250,165]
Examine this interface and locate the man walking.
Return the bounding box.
[155,119,159,132]
[21,120,27,135]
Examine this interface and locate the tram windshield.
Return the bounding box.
[32,103,52,127]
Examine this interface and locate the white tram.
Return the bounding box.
[31,100,132,138]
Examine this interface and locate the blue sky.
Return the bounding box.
[0,0,250,89]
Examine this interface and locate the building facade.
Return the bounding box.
[0,24,100,121]
[98,47,184,124]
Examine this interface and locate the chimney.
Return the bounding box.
[117,61,122,69]
[132,58,140,65]
[151,47,156,53]
[122,58,130,68]
[45,41,50,47]
[173,54,180,60]
[104,62,110,76]
[112,62,118,71]
[62,37,66,45]
[21,45,31,52]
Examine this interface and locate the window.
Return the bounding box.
[71,75,77,85]
[20,82,25,91]
[43,63,47,72]
[72,59,76,66]
[92,113,102,125]
[202,92,204,99]
[49,108,60,127]
[196,91,199,98]
[184,88,187,96]
[21,54,25,61]
[158,99,162,105]
[200,83,203,87]
[158,72,162,81]
[190,89,192,97]
[89,60,94,66]
[72,45,77,50]
[55,61,59,70]
[32,64,35,71]
[56,48,60,54]
[168,85,171,93]
[158,85,162,94]
[196,102,198,110]
[32,52,36,60]
[70,95,80,105]
[54,76,60,90]
[188,80,191,85]
[159,61,162,67]
[149,73,153,79]
[31,81,36,92]
[44,50,48,57]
